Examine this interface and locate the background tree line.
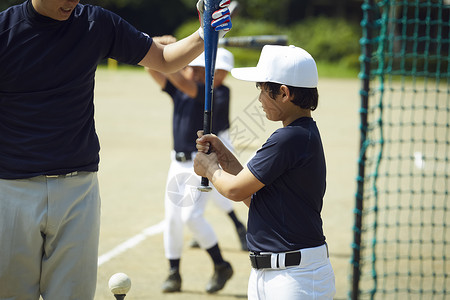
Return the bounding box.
[2,1,448,74]
[1,0,362,36]
[1,0,364,71]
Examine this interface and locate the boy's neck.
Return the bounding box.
[282,109,311,127]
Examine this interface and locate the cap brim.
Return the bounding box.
[231,67,266,82]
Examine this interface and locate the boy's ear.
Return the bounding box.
[279,85,292,102]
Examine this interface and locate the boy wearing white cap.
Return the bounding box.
[194,45,336,299]
[145,35,243,294]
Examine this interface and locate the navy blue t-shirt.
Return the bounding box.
[0,1,152,179]
[164,81,230,153]
[246,117,327,252]
[211,85,230,134]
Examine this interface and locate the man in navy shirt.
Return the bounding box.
[0,0,231,299]
[194,45,336,299]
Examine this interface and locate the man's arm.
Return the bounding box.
[139,31,204,74]
[144,35,198,97]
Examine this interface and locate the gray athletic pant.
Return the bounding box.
[0,172,101,300]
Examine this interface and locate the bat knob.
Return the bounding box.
[198,185,213,192]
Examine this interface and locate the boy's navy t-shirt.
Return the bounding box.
[0,1,152,179]
[211,84,230,134]
[246,117,327,252]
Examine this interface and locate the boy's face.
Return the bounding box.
[192,67,206,84]
[257,83,283,122]
[213,70,228,87]
[32,0,79,21]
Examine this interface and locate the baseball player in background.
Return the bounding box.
[146,38,236,294]
[182,48,248,252]
[0,0,231,299]
[194,45,336,299]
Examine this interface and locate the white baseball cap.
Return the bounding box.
[231,45,318,88]
[188,48,234,71]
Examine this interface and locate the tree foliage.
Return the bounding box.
[2,0,347,31]
[1,0,194,36]
[83,0,194,35]
[236,0,314,25]
[1,0,361,68]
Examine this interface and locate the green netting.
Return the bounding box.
[350,1,450,299]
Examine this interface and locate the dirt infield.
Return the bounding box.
[92,67,360,300]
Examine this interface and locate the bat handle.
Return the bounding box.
[198,111,213,192]
[199,177,212,192]
[198,0,220,193]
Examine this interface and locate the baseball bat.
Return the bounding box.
[219,35,288,48]
[198,0,222,192]
[228,0,239,16]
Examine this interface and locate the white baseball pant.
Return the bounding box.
[163,151,219,259]
[247,244,336,300]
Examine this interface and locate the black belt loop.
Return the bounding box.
[249,254,258,269]
[175,152,192,162]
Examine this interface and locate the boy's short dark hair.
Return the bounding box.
[257,82,319,111]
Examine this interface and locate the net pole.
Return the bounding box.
[352,0,375,299]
